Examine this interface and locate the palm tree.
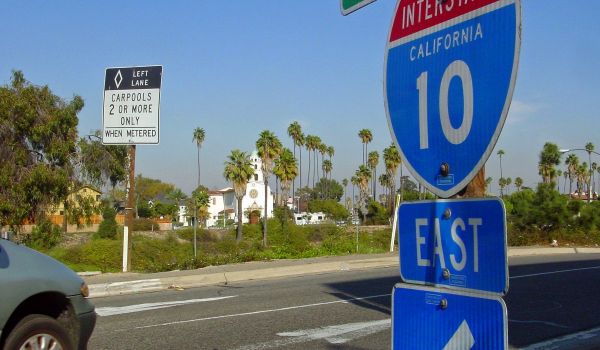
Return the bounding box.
[556,170,563,192]
[379,173,391,208]
[287,122,303,206]
[317,141,326,184]
[592,162,598,195]
[342,178,349,208]
[256,130,282,247]
[576,163,589,195]
[383,144,401,211]
[223,150,254,242]
[514,177,523,192]
[304,135,318,188]
[586,142,595,199]
[351,176,359,209]
[274,148,298,211]
[538,142,562,184]
[355,165,372,221]
[321,159,333,199]
[485,177,493,194]
[496,149,505,196]
[358,129,373,166]
[312,136,322,187]
[563,171,568,194]
[505,177,512,195]
[193,128,206,187]
[368,151,379,199]
[498,178,506,197]
[566,154,579,194]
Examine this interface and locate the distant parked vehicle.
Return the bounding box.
[0,238,96,350]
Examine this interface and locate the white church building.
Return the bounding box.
[206,151,274,227]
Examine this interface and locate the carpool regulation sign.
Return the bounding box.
[384,0,521,197]
[103,65,162,145]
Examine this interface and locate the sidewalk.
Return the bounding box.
[84,247,600,298]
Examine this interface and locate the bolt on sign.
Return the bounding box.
[102,65,162,145]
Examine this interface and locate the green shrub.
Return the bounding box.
[25,219,62,250]
[132,218,159,231]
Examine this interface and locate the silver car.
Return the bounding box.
[0,239,96,350]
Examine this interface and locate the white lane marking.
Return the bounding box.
[510,265,600,279]
[522,325,600,350]
[96,296,237,317]
[235,319,390,350]
[509,319,570,329]
[134,293,391,330]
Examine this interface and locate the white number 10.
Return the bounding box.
[417,60,474,149]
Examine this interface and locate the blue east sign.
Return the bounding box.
[398,198,508,295]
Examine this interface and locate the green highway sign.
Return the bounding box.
[340,0,376,16]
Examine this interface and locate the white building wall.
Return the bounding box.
[202,151,275,226]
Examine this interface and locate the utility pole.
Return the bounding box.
[123,145,136,272]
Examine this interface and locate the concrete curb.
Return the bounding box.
[87,247,600,298]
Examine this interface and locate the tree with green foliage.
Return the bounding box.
[134,175,176,218]
[364,200,389,225]
[485,177,493,194]
[308,200,349,221]
[321,159,332,198]
[538,142,562,184]
[383,144,401,210]
[368,150,379,198]
[97,207,118,240]
[224,150,254,242]
[358,129,373,166]
[565,153,579,194]
[193,127,206,186]
[256,130,283,247]
[342,178,349,207]
[355,165,372,221]
[0,71,83,236]
[287,121,304,207]
[312,178,344,202]
[274,148,298,208]
[514,177,523,192]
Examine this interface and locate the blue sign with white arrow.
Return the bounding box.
[392,284,507,350]
[398,198,507,295]
[384,0,521,197]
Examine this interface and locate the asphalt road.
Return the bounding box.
[88,253,600,349]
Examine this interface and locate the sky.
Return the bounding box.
[1,0,599,196]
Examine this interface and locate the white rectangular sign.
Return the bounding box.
[102,65,162,144]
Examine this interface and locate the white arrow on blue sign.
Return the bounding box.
[392,284,507,350]
[384,0,521,197]
[398,198,508,295]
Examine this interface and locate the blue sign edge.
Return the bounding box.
[391,283,508,350]
[382,0,522,198]
[397,197,509,296]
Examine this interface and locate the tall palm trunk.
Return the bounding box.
[292,144,295,209]
[299,147,302,191]
[236,197,243,242]
[263,179,268,247]
[307,149,311,189]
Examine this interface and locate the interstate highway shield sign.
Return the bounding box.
[384,0,521,198]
